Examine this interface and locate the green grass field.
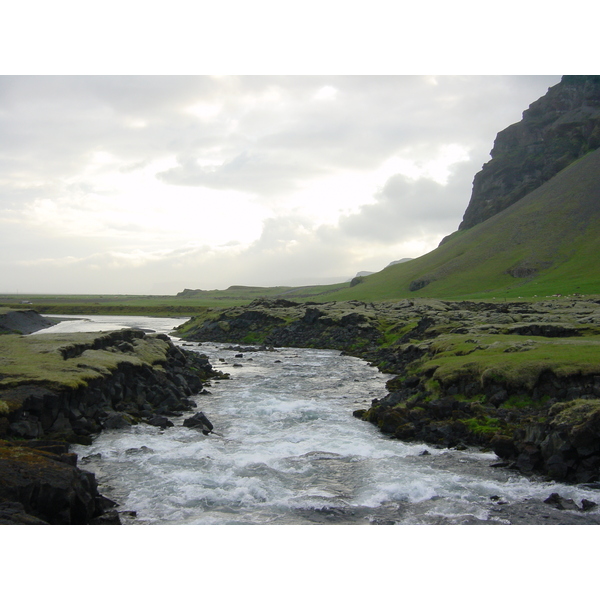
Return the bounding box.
[417,333,600,392]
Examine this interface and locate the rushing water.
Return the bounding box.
[39,315,600,524]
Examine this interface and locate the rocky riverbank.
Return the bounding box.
[176,296,600,484]
[0,322,223,524]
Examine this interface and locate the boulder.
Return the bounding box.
[103,412,133,430]
[515,443,543,473]
[182,411,214,435]
[491,435,518,460]
[0,441,112,524]
[146,415,174,429]
[543,493,580,511]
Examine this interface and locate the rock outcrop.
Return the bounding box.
[0,327,222,524]
[1,330,222,443]
[0,440,116,524]
[458,75,600,231]
[179,298,384,352]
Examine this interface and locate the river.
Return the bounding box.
[36,315,600,524]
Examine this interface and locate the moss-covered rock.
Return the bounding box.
[0,328,223,523]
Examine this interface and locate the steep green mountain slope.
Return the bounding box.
[459,75,600,230]
[309,147,600,301]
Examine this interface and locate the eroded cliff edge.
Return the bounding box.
[0,323,222,524]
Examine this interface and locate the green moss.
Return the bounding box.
[377,320,408,346]
[385,375,405,392]
[463,416,503,436]
[502,394,547,410]
[550,398,600,427]
[241,332,267,344]
[423,377,441,397]
[419,333,600,391]
[0,331,172,394]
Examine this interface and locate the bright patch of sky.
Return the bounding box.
[0,74,562,294]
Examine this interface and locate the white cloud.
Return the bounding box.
[313,85,338,101]
[0,75,562,293]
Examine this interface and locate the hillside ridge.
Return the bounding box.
[459,75,600,231]
[332,147,600,300]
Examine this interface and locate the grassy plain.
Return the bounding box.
[0,282,349,314]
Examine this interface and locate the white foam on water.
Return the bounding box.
[71,339,600,524]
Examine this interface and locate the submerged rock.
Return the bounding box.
[544,493,582,511]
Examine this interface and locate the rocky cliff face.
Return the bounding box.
[458,75,600,231]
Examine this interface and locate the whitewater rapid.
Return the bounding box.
[40,314,596,525]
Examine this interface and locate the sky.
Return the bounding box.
[0,74,563,295]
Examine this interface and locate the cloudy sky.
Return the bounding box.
[0,75,562,294]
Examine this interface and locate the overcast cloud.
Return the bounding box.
[0,75,561,294]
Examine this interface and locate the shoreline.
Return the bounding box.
[0,313,223,524]
[176,296,600,485]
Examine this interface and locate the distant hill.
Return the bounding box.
[387,258,413,267]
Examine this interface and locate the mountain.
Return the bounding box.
[458,75,600,231]
[321,146,600,301]
[176,77,600,304]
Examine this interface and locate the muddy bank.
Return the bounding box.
[0,308,57,334]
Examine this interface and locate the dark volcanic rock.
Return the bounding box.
[544,493,580,511]
[0,501,49,524]
[459,75,600,231]
[183,411,214,434]
[146,415,174,429]
[0,309,55,334]
[0,440,115,524]
[103,412,133,430]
